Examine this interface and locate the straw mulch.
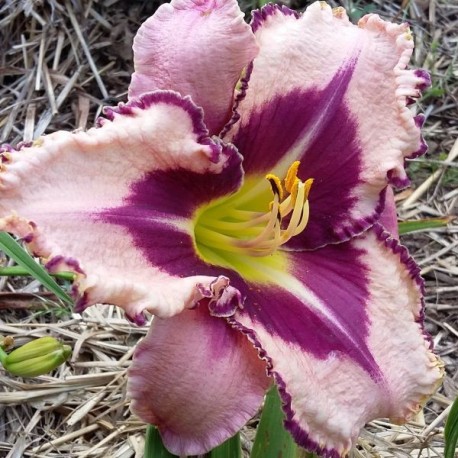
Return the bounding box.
[0,0,457,456]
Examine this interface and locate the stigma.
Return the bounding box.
[195,162,313,258]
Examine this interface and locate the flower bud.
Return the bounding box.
[1,336,71,378]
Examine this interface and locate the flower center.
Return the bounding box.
[193,162,313,279]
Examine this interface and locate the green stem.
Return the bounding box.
[0,265,75,281]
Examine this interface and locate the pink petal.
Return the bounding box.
[0,92,241,321]
[128,307,269,455]
[225,2,429,249]
[379,186,399,237]
[128,0,258,134]
[229,225,443,457]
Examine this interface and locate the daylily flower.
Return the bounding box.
[0,1,443,456]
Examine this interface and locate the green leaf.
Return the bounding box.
[445,397,458,458]
[398,217,454,235]
[0,232,73,304]
[251,385,298,458]
[209,433,242,458]
[0,265,75,281]
[144,425,178,458]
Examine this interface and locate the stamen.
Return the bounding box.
[279,181,306,243]
[235,193,281,249]
[195,161,313,258]
[293,201,310,236]
[290,177,300,204]
[252,180,309,253]
[285,161,301,193]
[265,174,284,201]
[303,178,314,200]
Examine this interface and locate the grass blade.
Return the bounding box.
[398,217,454,234]
[445,396,458,458]
[144,425,178,458]
[209,433,242,458]
[0,232,73,304]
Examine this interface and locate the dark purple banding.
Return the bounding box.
[222,227,428,456]
[220,62,253,139]
[222,4,300,138]
[279,370,342,458]
[207,284,243,318]
[414,114,426,129]
[387,169,411,189]
[407,114,428,159]
[414,69,432,91]
[0,141,32,154]
[95,130,386,366]
[227,318,342,458]
[103,178,382,372]
[96,91,221,163]
[231,59,385,249]
[95,141,243,305]
[197,276,244,317]
[125,311,148,326]
[21,233,34,243]
[15,141,33,150]
[230,57,358,174]
[251,3,300,33]
[98,141,242,228]
[45,255,84,274]
[232,237,382,379]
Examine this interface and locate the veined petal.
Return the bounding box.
[0,91,243,321]
[128,307,269,455]
[225,2,429,249]
[228,226,443,457]
[128,0,258,135]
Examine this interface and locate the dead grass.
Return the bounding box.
[0,0,457,457]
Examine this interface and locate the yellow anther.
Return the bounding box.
[290,177,300,204]
[303,178,314,201]
[265,174,284,201]
[284,161,301,193]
